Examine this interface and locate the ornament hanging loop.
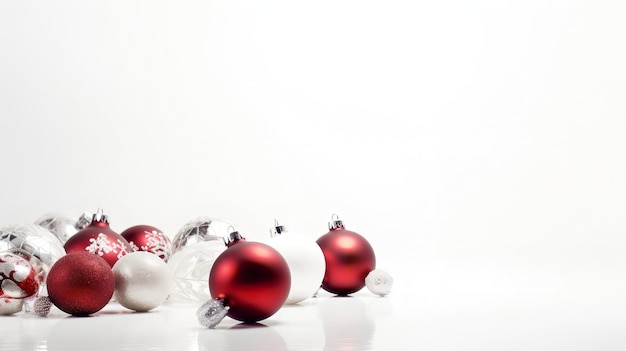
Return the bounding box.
[328,214,344,230]
[223,226,244,247]
[92,208,109,223]
[270,219,286,237]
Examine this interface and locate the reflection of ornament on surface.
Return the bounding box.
[319,296,375,350]
[197,317,289,351]
[112,252,171,312]
[266,220,325,305]
[121,225,172,261]
[198,230,290,328]
[365,269,393,296]
[316,214,376,295]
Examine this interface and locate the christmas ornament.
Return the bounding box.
[171,217,234,254]
[365,269,393,296]
[47,251,115,316]
[316,214,376,295]
[0,224,66,273]
[0,252,40,299]
[168,217,232,301]
[168,240,226,301]
[34,212,92,243]
[64,209,132,268]
[0,297,23,315]
[23,295,53,316]
[198,230,290,328]
[112,252,171,312]
[120,225,172,261]
[265,220,325,304]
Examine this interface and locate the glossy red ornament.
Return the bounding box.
[64,209,132,268]
[47,251,115,316]
[120,225,172,261]
[209,232,291,323]
[316,215,376,295]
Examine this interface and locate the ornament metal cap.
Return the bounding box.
[91,208,109,224]
[223,226,245,247]
[328,214,344,230]
[270,219,287,237]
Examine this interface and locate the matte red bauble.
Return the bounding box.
[47,251,115,316]
[120,225,172,261]
[208,231,290,324]
[64,209,132,268]
[316,215,376,295]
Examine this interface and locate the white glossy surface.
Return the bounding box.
[2,262,623,351]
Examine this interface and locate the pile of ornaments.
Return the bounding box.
[0,209,172,316]
[0,209,393,329]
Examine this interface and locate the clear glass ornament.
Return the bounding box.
[171,217,235,254]
[168,240,226,302]
[34,212,92,243]
[0,224,66,280]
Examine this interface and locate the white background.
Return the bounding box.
[1,1,626,349]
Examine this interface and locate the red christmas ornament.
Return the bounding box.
[316,215,376,295]
[198,230,290,327]
[0,252,40,299]
[120,225,172,261]
[47,251,115,316]
[64,209,132,268]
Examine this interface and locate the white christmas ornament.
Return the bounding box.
[112,252,172,312]
[265,220,325,304]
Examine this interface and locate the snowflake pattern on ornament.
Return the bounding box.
[85,233,130,259]
[142,230,170,260]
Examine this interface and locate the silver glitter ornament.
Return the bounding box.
[34,212,92,243]
[197,299,229,328]
[23,295,52,316]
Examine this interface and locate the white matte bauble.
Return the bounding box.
[266,224,325,304]
[112,252,171,312]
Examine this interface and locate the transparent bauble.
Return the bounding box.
[34,212,92,243]
[171,217,235,254]
[168,240,226,302]
[0,224,66,286]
